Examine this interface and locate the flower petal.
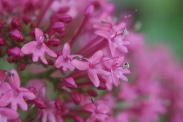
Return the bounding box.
[87,69,100,87]
[62,42,70,57]
[43,44,57,58]
[89,50,103,64]
[71,60,89,70]
[35,28,44,43]
[21,41,37,54]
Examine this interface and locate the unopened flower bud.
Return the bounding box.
[85,5,94,17]
[34,98,46,109]
[22,15,31,24]
[10,29,24,42]
[28,86,37,94]
[19,62,26,71]
[52,22,65,34]
[0,38,6,46]
[10,16,22,29]
[97,82,107,90]
[87,89,98,97]
[55,98,62,110]
[73,115,84,122]
[70,91,81,105]
[7,47,24,58]
[65,77,77,89]
[53,14,72,23]
[46,38,61,47]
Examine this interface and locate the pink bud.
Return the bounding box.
[10,16,22,29]
[10,118,21,122]
[53,14,72,23]
[85,5,94,17]
[28,86,37,94]
[70,91,81,105]
[0,38,6,46]
[65,77,77,89]
[52,22,65,34]
[7,57,14,63]
[73,115,84,122]
[46,38,61,47]
[55,98,62,110]
[87,89,98,97]
[58,7,70,13]
[22,15,31,24]
[10,29,24,42]
[19,62,26,71]
[97,82,107,90]
[7,47,24,58]
[34,98,46,109]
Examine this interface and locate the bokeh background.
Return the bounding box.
[114,0,183,59]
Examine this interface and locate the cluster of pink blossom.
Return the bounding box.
[0,0,183,122]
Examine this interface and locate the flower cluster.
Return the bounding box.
[0,0,182,122]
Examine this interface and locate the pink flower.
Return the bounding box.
[72,50,110,87]
[55,42,76,71]
[21,28,57,64]
[0,69,36,111]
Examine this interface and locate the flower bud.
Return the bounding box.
[19,62,26,71]
[0,70,7,84]
[55,98,62,110]
[97,82,107,90]
[85,5,94,17]
[53,14,72,23]
[22,15,31,24]
[65,77,77,89]
[10,16,22,29]
[28,86,37,95]
[46,38,61,47]
[70,91,81,105]
[10,29,24,42]
[52,22,65,34]
[87,89,98,97]
[0,38,6,46]
[73,115,84,122]
[7,47,24,58]
[34,98,46,109]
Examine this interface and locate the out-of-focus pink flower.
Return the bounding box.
[0,107,19,122]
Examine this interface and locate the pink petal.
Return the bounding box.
[10,69,20,89]
[102,57,113,69]
[20,88,36,100]
[55,56,64,68]
[62,42,70,57]
[0,107,19,120]
[114,56,124,66]
[0,90,13,107]
[108,40,116,57]
[95,68,110,76]
[18,97,28,111]
[40,54,48,64]
[82,103,96,113]
[87,69,100,87]
[21,41,37,54]
[95,30,110,39]
[43,44,57,58]
[71,60,89,70]
[111,69,119,86]
[89,50,103,64]
[35,28,44,43]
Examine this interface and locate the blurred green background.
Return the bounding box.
[114,0,183,59]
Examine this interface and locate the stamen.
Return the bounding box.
[44,34,49,41]
[122,62,130,69]
[121,28,127,36]
[101,19,107,24]
[6,72,14,76]
[91,98,95,103]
